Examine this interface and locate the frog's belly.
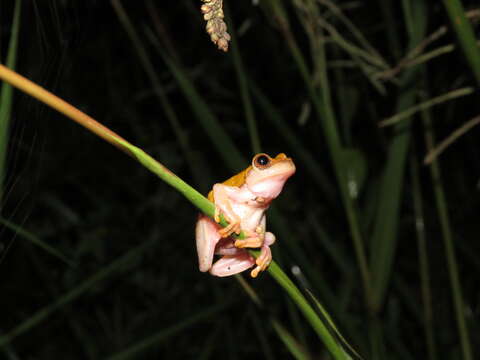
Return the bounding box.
[230,202,265,232]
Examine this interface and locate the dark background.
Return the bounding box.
[0,1,479,359]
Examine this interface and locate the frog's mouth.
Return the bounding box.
[246,160,296,199]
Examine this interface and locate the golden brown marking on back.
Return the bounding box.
[207,166,252,202]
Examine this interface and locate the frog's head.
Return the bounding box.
[245,153,296,200]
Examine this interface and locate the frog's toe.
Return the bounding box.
[218,221,241,238]
[234,235,263,249]
[250,264,266,278]
[254,244,272,275]
[214,206,221,223]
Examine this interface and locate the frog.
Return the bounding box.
[195,153,295,278]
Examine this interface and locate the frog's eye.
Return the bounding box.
[253,153,271,169]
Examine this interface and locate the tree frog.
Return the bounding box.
[195,153,295,278]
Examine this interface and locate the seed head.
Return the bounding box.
[200,0,230,52]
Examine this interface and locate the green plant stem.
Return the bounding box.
[0,63,351,360]
[379,87,474,127]
[226,8,261,154]
[250,83,336,206]
[370,0,427,313]
[0,241,154,347]
[282,0,373,310]
[271,319,311,360]
[442,0,480,84]
[0,217,75,267]
[424,115,480,164]
[106,304,229,360]
[0,0,21,203]
[377,0,401,59]
[422,108,473,360]
[267,261,348,360]
[410,154,437,360]
[110,0,203,187]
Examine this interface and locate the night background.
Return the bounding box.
[0,0,479,359]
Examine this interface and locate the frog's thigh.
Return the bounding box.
[209,252,255,277]
[196,214,221,272]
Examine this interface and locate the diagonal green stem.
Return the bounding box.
[0,0,21,203]
[442,0,480,84]
[410,154,437,360]
[0,64,351,360]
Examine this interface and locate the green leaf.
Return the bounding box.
[0,0,21,202]
[106,304,228,360]
[370,0,427,311]
[0,241,153,347]
[271,319,312,360]
[0,217,75,267]
[442,0,480,84]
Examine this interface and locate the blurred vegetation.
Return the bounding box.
[0,0,479,359]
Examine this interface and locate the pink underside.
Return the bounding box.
[210,251,256,277]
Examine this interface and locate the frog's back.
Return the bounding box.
[207,166,251,202]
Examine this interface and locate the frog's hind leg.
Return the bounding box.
[196,214,222,272]
[250,232,276,278]
[209,251,255,277]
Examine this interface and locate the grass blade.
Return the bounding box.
[227,9,261,154]
[106,304,228,360]
[0,240,154,347]
[0,217,75,267]
[442,0,480,84]
[277,0,372,309]
[250,313,275,360]
[110,0,205,188]
[379,87,474,127]
[249,83,336,206]
[266,260,349,360]
[0,0,21,202]
[0,63,350,360]
[424,114,480,164]
[305,289,360,360]
[271,319,311,360]
[370,0,427,311]
[422,101,473,360]
[161,53,247,171]
[410,154,437,360]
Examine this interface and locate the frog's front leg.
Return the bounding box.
[213,184,249,237]
[250,231,276,278]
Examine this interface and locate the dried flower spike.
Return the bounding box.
[201,0,231,52]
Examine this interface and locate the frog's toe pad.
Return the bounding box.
[209,252,255,277]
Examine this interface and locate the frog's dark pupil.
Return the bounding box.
[257,155,269,166]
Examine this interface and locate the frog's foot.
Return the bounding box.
[234,231,264,249]
[250,244,272,278]
[209,251,255,277]
[218,220,241,238]
[214,206,241,238]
